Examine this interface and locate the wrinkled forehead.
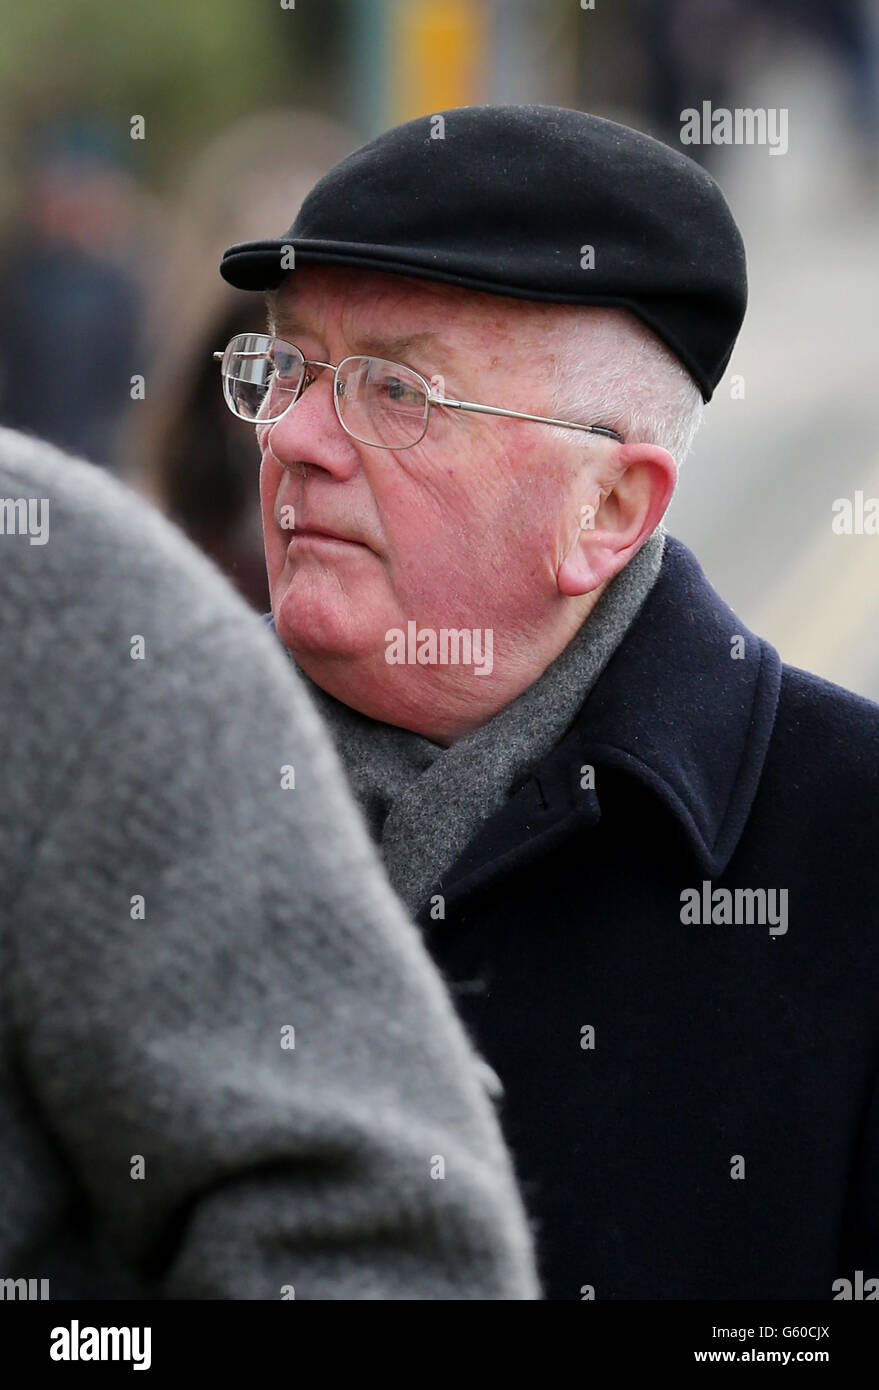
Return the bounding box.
[270,264,557,362]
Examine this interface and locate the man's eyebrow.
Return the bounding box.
[270,315,456,365]
[356,330,450,363]
[267,308,304,338]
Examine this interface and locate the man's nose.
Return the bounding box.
[261,372,361,482]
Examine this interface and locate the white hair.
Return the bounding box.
[548,306,704,467]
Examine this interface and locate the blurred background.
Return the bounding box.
[0,0,877,695]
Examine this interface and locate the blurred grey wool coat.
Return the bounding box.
[0,427,538,1300]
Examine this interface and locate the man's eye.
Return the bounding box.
[382,377,421,406]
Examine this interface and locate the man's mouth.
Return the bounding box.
[284,524,368,550]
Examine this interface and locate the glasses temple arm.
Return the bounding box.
[432,396,622,441]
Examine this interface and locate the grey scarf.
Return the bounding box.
[297,525,666,916]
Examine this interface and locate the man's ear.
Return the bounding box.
[557,443,677,597]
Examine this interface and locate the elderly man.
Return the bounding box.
[218,106,879,1301]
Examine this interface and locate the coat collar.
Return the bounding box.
[436,535,783,909]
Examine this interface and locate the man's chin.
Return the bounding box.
[272,588,375,664]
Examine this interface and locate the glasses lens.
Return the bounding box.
[336,356,429,447]
[222,334,304,422]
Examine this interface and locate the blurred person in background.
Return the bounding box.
[0,119,149,466]
[638,0,879,173]
[0,424,537,1301]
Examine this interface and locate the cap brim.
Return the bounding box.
[220,240,292,291]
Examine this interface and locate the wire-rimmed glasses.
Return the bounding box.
[213,332,624,450]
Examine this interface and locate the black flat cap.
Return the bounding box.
[220,104,747,402]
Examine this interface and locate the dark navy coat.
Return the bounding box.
[416,536,879,1300]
